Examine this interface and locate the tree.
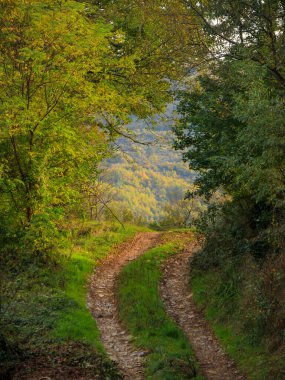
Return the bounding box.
[184,0,285,88]
[175,60,285,202]
[92,0,205,78]
[0,1,109,226]
[172,3,285,358]
[174,0,285,258]
[160,196,205,229]
[88,0,207,134]
[0,0,203,233]
[175,0,285,201]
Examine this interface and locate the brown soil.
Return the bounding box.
[8,232,159,380]
[87,232,160,380]
[160,245,246,380]
[10,232,246,380]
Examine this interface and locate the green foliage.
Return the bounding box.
[174,0,285,223]
[91,0,204,84]
[191,258,285,380]
[118,237,202,379]
[0,221,145,377]
[0,0,110,226]
[185,0,285,88]
[174,2,285,377]
[159,198,205,230]
[175,60,285,203]
[187,199,285,379]
[0,0,202,247]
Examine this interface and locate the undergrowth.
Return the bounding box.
[0,221,147,378]
[190,201,285,380]
[118,232,204,380]
[191,261,285,380]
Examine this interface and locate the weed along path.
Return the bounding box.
[160,247,246,380]
[87,232,160,380]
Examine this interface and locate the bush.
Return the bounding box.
[190,197,285,377]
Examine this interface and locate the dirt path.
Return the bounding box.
[87,232,160,380]
[160,246,246,380]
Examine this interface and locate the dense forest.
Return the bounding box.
[1,0,284,379]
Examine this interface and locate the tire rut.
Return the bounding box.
[160,246,246,380]
[87,232,160,380]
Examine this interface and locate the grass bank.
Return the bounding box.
[1,221,147,378]
[191,264,285,380]
[118,231,204,380]
[53,222,148,349]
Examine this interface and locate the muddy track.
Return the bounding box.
[87,232,160,380]
[160,246,246,380]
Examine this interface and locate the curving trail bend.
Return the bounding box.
[88,233,246,380]
[87,232,160,380]
[160,246,246,380]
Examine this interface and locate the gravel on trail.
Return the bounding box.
[88,232,246,380]
[88,232,160,380]
[160,245,246,380]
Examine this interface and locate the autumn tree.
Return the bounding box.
[0,0,203,241]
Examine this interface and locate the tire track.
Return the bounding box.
[160,246,246,380]
[87,232,160,380]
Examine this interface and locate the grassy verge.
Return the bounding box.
[1,221,147,378]
[191,270,285,380]
[118,232,204,380]
[53,222,148,349]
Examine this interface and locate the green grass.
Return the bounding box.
[118,236,204,380]
[1,221,148,377]
[53,222,149,350]
[191,271,285,380]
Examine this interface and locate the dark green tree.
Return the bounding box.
[174,0,285,257]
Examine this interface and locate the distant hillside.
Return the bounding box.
[101,108,199,223]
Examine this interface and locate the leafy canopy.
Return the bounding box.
[175,0,285,204]
[0,0,201,234]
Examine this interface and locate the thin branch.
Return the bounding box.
[95,192,125,229]
[102,115,153,145]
